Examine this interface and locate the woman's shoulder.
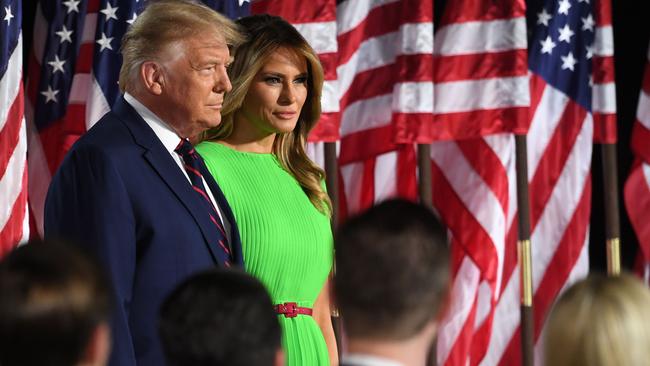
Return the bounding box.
[196,141,280,178]
[195,141,237,173]
[195,141,243,163]
[195,140,224,156]
[197,141,275,159]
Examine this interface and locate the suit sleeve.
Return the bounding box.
[44,145,138,366]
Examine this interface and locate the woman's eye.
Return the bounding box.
[294,77,308,84]
[265,77,281,84]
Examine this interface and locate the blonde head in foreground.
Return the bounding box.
[544,273,650,366]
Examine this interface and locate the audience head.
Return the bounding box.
[159,268,282,366]
[0,240,112,366]
[204,14,330,214]
[334,199,450,341]
[544,273,650,366]
[119,0,245,138]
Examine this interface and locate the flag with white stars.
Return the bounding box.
[24,0,251,237]
[482,0,616,364]
[530,0,595,109]
[0,0,29,254]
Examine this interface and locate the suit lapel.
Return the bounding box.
[112,97,227,267]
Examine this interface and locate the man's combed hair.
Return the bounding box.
[159,269,281,366]
[0,241,111,366]
[119,0,244,93]
[334,199,450,340]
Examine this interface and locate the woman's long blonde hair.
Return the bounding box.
[204,14,331,215]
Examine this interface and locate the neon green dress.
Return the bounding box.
[196,141,333,366]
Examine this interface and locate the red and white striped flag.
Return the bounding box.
[625,41,650,283]
[431,1,528,365]
[0,0,29,255]
[592,0,616,144]
[336,0,434,218]
[484,0,616,365]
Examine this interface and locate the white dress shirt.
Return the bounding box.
[123,93,231,242]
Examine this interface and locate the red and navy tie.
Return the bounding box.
[175,139,231,266]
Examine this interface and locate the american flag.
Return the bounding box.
[625,42,650,283]
[24,0,249,241]
[483,0,615,365]
[431,1,528,365]
[336,0,433,218]
[0,0,28,256]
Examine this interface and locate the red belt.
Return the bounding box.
[274,302,313,318]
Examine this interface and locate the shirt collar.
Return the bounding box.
[342,353,404,366]
[124,92,182,154]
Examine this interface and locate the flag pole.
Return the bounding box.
[515,135,534,366]
[418,144,433,208]
[324,142,339,227]
[323,141,342,362]
[419,142,437,366]
[601,143,621,275]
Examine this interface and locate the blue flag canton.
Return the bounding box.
[204,0,250,19]
[0,0,21,78]
[34,0,90,130]
[529,0,595,111]
[93,0,144,109]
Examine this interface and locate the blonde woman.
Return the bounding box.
[195,14,337,366]
[544,273,650,366]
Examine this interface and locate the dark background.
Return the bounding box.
[22,0,650,272]
[572,0,650,272]
[590,0,650,271]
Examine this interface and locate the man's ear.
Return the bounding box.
[79,322,111,366]
[274,348,285,366]
[141,61,165,95]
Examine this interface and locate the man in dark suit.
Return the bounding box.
[44,1,244,365]
[334,199,450,366]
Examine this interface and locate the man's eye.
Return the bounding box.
[198,66,215,74]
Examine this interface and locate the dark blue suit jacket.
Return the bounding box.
[44,96,243,366]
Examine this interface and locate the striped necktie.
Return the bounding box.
[175,139,231,266]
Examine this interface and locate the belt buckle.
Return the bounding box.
[281,302,298,318]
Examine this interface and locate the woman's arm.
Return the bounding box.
[314,276,339,366]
